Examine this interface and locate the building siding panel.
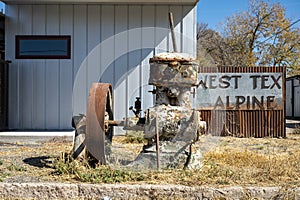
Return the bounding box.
[5,4,197,130]
[286,80,292,117]
[141,5,155,112]
[7,5,19,129]
[169,5,182,52]
[295,85,300,117]
[32,5,46,129]
[182,5,196,57]
[59,5,74,129]
[286,77,300,118]
[45,5,60,129]
[19,5,33,129]
[87,4,101,89]
[155,6,169,54]
[73,5,87,117]
[113,5,128,134]
[100,5,115,84]
[128,5,142,118]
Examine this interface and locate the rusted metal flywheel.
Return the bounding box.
[86,83,113,164]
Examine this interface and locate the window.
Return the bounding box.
[16,35,71,59]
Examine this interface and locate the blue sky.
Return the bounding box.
[197,0,300,31]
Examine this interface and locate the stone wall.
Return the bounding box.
[0,183,299,199]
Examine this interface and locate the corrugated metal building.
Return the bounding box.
[2,0,198,130]
[286,75,300,119]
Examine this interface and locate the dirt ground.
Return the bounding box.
[0,119,299,185]
[0,136,73,183]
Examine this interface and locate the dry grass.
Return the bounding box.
[0,134,300,187]
[201,148,300,186]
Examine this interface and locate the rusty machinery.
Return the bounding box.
[72,52,205,169]
[73,13,205,169]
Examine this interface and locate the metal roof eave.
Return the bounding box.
[1,0,198,5]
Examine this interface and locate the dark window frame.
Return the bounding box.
[15,35,71,59]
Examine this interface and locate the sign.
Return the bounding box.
[194,73,283,110]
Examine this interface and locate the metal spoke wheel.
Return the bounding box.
[86,82,113,165]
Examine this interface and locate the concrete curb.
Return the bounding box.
[0,183,299,199]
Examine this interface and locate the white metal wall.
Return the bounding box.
[286,78,300,118]
[294,81,300,117]
[5,4,197,130]
[286,80,292,117]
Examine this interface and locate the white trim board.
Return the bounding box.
[2,0,198,5]
[0,131,75,136]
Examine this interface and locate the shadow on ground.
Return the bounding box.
[23,156,54,168]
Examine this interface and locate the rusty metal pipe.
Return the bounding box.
[155,115,160,170]
[169,12,178,53]
[107,120,124,126]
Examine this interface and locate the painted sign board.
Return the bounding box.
[193,73,283,110]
